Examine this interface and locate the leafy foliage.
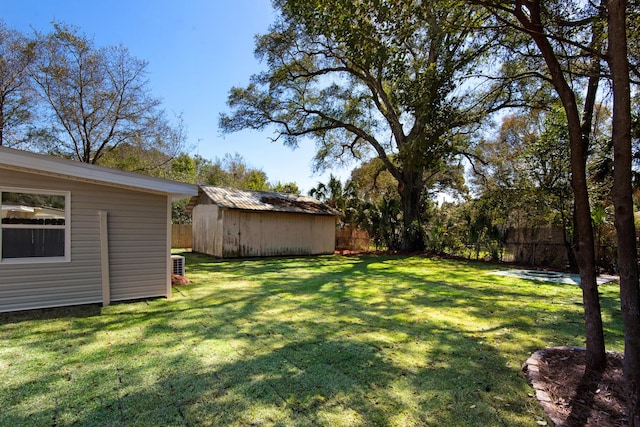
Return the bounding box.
[0,21,36,147]
[1,22,187,167]
[169,152,301,223]
[221,0,492,251]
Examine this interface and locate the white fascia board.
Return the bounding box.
[0,146,198,198]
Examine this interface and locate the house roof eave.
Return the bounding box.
[0,146,198,198]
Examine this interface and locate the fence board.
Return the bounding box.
[172,224,192,249]
[336,227,370,251]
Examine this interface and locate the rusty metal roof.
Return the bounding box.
[186,186,341,216]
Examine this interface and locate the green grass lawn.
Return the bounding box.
[0,252,623,426]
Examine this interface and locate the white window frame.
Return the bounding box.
[0,187,71,264]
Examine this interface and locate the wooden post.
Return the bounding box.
[99,211,110,306]
[166,197,172,299]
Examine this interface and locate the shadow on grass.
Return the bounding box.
[1,321,525,426]
[189,253,614,341]
[0,303,103,324]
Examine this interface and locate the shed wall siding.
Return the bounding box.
[0,168,169,312]
[228,211,335,257]
[192,204,223,257]
[222,209,241,257]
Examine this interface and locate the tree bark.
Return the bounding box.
[568,102,607,372]
[607,0,640,424]
[513,0,606,371]
[0,103,4,146]
[398,171,426,252]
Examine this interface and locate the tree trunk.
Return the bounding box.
[398,171,425,253]
[571,157,606,371]
[0,105,4,146]
[607,0,640,424]
[513,0,606,372]
[563,204,578,272]
[565,98,606,371]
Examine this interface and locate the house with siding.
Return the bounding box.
[0,146,197,313]
[187,186,340,258]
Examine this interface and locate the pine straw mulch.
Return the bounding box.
[524,346,627,426]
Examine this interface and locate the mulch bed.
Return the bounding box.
[524,347,627,426]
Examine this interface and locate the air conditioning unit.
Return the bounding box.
[171,255,185,276]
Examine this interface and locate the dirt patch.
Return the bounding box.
[524,347,627,426]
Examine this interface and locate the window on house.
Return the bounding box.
[0,189,70,262]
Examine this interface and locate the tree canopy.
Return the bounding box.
[220,0,492,251]
[0,21,36,147]
[0,21,186,170]
[28,23,185,165]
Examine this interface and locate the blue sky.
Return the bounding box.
[2,0,350,192]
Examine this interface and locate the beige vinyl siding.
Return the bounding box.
[99,189,168,302]
[0,168,169,312]
[0,169,100,312]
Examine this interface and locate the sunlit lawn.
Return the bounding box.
[0,252,623,426]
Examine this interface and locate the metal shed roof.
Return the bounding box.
[187,186,341,216]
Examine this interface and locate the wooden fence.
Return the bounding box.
[336,226,371,251]
[172,224,192,249]
[505,226,568,267]
[504,226,617,270]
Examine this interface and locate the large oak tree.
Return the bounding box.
[220,0,492,251]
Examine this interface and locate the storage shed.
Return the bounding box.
[187,186,340,257]
[0,146,198,313]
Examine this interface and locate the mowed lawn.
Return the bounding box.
[0,252,624,427]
